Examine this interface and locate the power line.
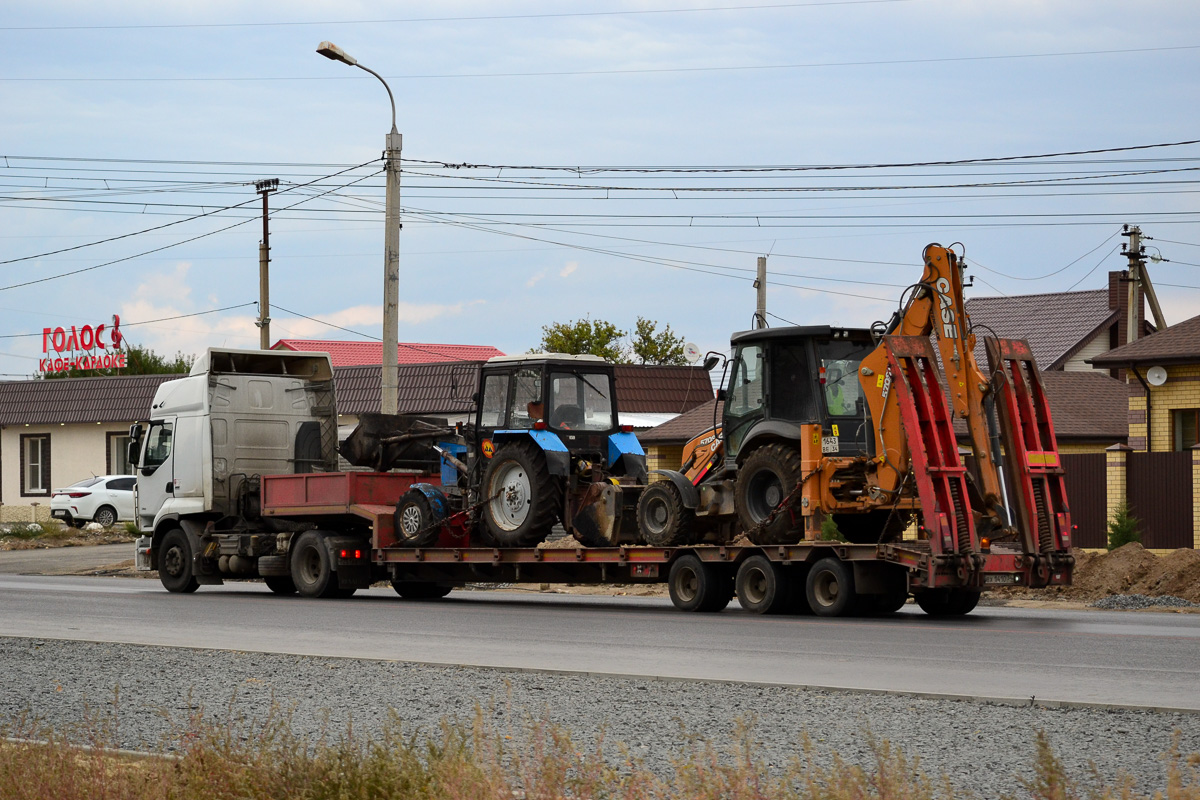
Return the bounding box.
[2,1,909,31]
[967,229,1122,281]
[1065,245,1122,291]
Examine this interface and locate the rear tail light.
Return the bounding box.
[620,424,633,433]
[67,492,90,498]
[533,421,548,430]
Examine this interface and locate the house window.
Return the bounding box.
[108,433,134,475]
[1174,409,1199,451]
[21,434,50,496]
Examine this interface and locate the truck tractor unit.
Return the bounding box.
[639,243,1075,614]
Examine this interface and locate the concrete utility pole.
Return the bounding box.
[1121,224,1168,343]
[753,255,768,328]
[255,178,279,350]
[317,41,401,415]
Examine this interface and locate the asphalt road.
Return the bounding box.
[1,573,1197,711]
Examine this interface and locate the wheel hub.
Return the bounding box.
[401,505,423,535]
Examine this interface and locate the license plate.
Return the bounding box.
[821,436,839,454]
[983,573,1019,585]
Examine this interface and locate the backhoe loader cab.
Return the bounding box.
[722,326,877,463]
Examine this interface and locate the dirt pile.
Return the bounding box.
[1005,543,1200,603]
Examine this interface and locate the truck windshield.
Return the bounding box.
[549,372,614,431]
[817,340,872,418]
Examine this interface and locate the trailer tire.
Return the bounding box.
[158,528,199,594]
[481,441,561,547]
[391,580,453,600]
[735,555,789,614]
[637,481,694,547]
[264,575,297,595]
[290,531,339,598]
[805,556,856,617]
[394,489,443,548]
[668,554,730,612]
[915,588,980,616]
[737,444,805,545]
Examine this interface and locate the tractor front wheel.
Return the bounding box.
[481,441,561,547]
[637,481,694,547]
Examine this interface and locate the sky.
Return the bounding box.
[1,0,1198,379]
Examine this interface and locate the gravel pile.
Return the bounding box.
[1091,594,1200,610]
[1,637,1197,797]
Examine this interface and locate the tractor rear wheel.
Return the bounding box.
[737,444,805,545]
[481,441,561,547]
[637,481,694,547]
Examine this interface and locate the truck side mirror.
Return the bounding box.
[127,440,141,469]
[703,355,720,372]
[129,423,143,440]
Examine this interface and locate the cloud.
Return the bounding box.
[526,269,548,288]
[560,261,578,278]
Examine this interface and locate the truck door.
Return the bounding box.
[136,417,176,528]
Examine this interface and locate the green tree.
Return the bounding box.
[534,318,628,362]
[630,316,687,365]
[1106,500,1141,550]
[44,344,195,379]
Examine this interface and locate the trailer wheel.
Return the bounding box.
[394,489,442,548]
[915,588,980,616]
[737,444,804,545]
[735,555,789,614]
[668,554,731,612]
[481,441,561,547]
[264,576,297,595]
[805,556,856,617]
[158,528,199,594]
[290,531,340,598]
[637,481,694,547]
[391,580,453,600]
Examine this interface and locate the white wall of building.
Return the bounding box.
[1,422,134,515]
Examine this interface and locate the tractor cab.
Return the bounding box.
[721,326,876,465]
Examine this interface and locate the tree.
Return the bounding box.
[630,317,687,365]
[1106,500,1141,550]
[534,318,628,362]
[43,344,195,379]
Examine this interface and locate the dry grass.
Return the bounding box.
[1,703,1197,800]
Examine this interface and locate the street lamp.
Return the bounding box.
[317,41,402,415]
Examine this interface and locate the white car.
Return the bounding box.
[49,475,137,528]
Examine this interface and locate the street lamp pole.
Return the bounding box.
[317,41,401,415]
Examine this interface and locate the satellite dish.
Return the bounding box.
[683,342,701,364]
[1146,365,1168,386]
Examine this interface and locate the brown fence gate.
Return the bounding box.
[1060,453,1107,549]
[1127,451,1194,550]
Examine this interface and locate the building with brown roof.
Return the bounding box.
[963,272,1151,375]
[0,356,712,518]
[1090,313,1200,452]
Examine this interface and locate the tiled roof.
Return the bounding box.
[638,372,1127,446]
[0,374,178,426]
[335,363,480,416]
[336,362,714,417]
[965,289,1113,369]
[639,400,723,444]
[273,339,505,366]
[613,365,713,414]
[1089,313,1200,367]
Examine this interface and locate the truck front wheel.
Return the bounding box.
[158,528,199,594]
[290,531,341,599]
[481,441,561,547]
[736,444,805,545]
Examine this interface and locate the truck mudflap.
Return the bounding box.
[135,536,153,571]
